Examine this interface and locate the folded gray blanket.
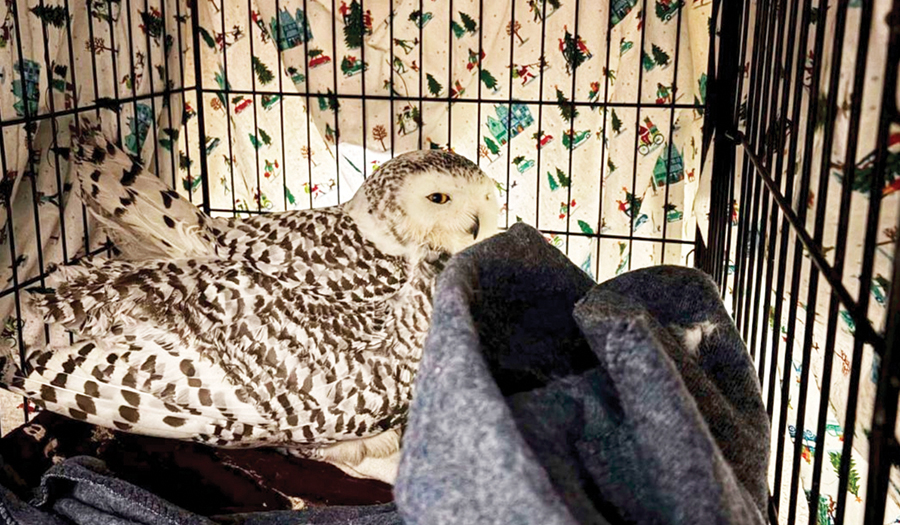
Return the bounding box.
[396,222,769,525]
[0,223,769,524]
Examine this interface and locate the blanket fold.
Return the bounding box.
[396,223,768,525]
[0,223,768,525]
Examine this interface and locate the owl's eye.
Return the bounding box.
[427,193,451,204]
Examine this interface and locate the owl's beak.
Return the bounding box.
[468,216,480,239]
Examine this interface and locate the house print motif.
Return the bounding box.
[486,103,535,145]
[611,0,638,26]
[12,60,40,117]
[270,7,312,51]
[651,145,684,192]
[125,103,154,155]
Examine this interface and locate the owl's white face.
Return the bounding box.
[396,170,500,255]
[344,150,500,259]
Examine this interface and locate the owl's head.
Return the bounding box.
[346,150,500,258]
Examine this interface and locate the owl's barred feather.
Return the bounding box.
[72,126,223,260]
[2,127,499,483]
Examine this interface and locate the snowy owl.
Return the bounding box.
[1,129,499,483]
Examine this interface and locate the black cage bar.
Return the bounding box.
[703,0,900,523]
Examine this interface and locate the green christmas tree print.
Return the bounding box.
[197,27,217,48]
[30,4,68,27]
[481,69,499,91]
[548,171,559,191]
[610,109,623,135]
[451,20,466,39]
[651,44,670,68]
[179,151,193,171]
[214,67,230,105]
[459,11,477,33]
[642,51,656,71]
[342,0,365,49]
[829,451,861,502]
[697,73,707,103]
[248,129,273,149]
[159,128,179,151]
[616,242,629,275]
[547,168,570,190]
[259,128,272,146]
[139,9,164,39]
[556,87,578,123]
[451,12,476,38]
[317,89,340,113]
[560,28,586,74]
[484,137,501,156]
[804,490,833,525]
[252,56,274,85]
[426,73,443,96]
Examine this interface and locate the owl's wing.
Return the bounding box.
[17,247,409,445]
[73,127,227,260]
[12,328,271,441]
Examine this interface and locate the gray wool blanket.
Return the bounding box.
[0,223,769,524]
[396,222,769,525]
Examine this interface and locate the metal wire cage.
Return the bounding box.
[703,0,900,523]
[0,0,898,523]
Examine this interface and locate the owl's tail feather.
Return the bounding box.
[71,122,224,260]
[2,335,266,442]
[13,372,208,440]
